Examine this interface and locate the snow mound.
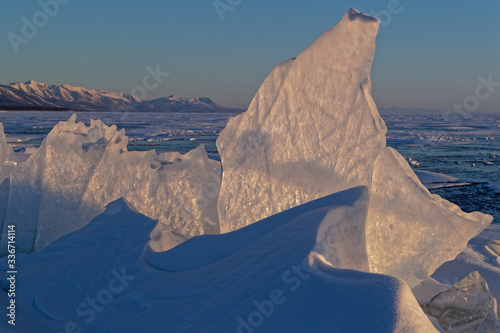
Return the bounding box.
[216,8,492,288]
[0,191,437,332]
[1,114,220,254]
[144,186,370,273]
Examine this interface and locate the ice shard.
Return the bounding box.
[0,123,15,184]
[0,123,16,249]
[217,9,386,232]
[367,148,491,287]
[1,115,220,254]
[216,8,492,287]
[421,271,499,332]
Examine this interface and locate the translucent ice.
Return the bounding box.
[217,9,386,232]
[367,148,492,287]
[421,271,499,332]
[0,123,16,184]
[1,115,220,254]
[216,8,492,287]
[0,123,16,247]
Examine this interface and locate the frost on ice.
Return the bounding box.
[217,8,492,287]
[1,114,220,254]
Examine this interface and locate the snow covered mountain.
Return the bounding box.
[0,80,242,113]
[139,95,236,113]
[0,83,63,110]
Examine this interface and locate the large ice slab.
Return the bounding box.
[217,8,387,232]
[1,115,220,254]
[0,123,15,184]
[216,8,492,288]
[367,148,492,287]
[0,123,16,249]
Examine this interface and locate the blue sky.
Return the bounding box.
[1,1,499,112]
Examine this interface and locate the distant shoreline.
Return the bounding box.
[0,107,243,113]
[0,106,71,111]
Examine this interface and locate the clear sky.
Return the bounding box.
[1,1,499,112]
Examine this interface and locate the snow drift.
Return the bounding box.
[0,191,437,332]
[0,114,220,254]
[216,8,492,288]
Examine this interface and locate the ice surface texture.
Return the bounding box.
[421,271,499,332]
[217,9,386,232]
[0,123,16,184]
[217,8,492,287]
[0,114,220,254]
[0,124,16,251]
[367,148,492,287]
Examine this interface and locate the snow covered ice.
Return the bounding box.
[0,190,438,332]
[217,8,492,288]
[0,7,499,333]
[1,114,220,254]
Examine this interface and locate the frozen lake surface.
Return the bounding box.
[1,110,499,223]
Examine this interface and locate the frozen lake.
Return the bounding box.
[1,110,499,223]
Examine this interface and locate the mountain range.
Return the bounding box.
[0,80,243,113]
